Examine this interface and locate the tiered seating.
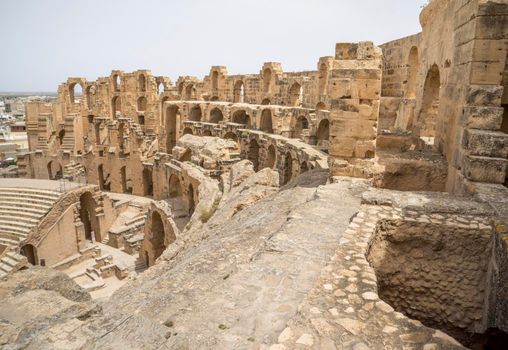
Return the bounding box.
[0,187,61,245]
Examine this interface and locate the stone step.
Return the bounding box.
[0,193,59,204]
[0,236,19,246]
[0,204,47,217]
[0,187,61,198]
[0,208,44,219]
[0,197,55,211]
[0,213,39,224]
[0,219,34,230]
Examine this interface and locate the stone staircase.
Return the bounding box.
[0,251,27,278]
[0,187,61,277]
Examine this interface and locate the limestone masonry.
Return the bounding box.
[0,0,507,349]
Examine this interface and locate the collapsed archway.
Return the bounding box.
[248,139,260,171]
[146,211,176,265]
[260,109,274,133]
[185,84,196,100]
[224,131,239,151]
[232,110,250,127]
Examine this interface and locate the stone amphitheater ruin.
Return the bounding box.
[1,0,507,349]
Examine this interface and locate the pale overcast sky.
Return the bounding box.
[0,0,423,92]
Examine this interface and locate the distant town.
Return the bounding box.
[0,93,56,177]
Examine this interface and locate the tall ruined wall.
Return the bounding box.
[378,0,508,193]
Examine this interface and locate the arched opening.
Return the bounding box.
[187,184,195,216]
[260,109,274,133]
[168,175,182,198]
[224,131,239,150]
[406,47,419,99]
[143,168,154,197]
[418,64,440,137]
[300,161,309,174]
[318,63,329,95]
[282,152,293,185]
[138,74,146,92]
[209,108,223,123]
[58,129,65,145]
[120,166,132,194]
[180,148,192,162]
[294,116,309,139]
[202,129,212,136]
[182,127,193,135]
[69,83,82,104]
[210,96,219,101]
[233,80,245,103]
[316,102,326,111]
[112,96,121,118]
[85,85,95,109]
[263,68,272,93]
[261,98,270,105]
[137,96,147,111]
[316,119,330,151]
[113,74,121,92]
[185,84,196,100]
[150,211,167,263]
[232,110,250,127]
[266,144,276,169]
[212,70,219,93]
[248,139,260,171]
[157,82,165,94]
[166,105,179,151]
[138,115,145,126]
[47,161,53,179]
[289,82,302,106]
[189,106,202,122]
[21,244,37,265]
[79,192,100,242]
[98,164,105,190]
[177,82,184,96]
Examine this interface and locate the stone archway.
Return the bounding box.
[189,106,202,122]
[289,82,302,106]
[406,47,419,99]
[260,109,274,133]
[166,105,179,152]
[418,64,440,137]
[232,110,250,127]
[182,127,193,135]
[248,139,260,171]
[294,116,309,138]
[209,108,224,123]
[21,244,37,265]
[143,168,154,197]
[79,191,101,242]
[233,80,245,103]
[150,211,166,262]
[316,119,330,152]
[282,152,293,185]
[188,184,195,216]
[265,144,276,169]
[168,174,182,198]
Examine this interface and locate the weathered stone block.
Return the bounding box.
[461,106,503,130]
[465,85,503,106]
[463,129,508,158]
[463,155,508,183]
